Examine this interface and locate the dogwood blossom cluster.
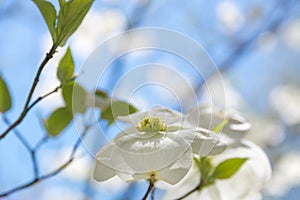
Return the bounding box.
[163,105,272,200]
[93,105,255,185]
[163,139,272,200]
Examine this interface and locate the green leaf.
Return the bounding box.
[211,158,247,179]
[56,0,94,47]
[101,101,137,125]
[44,107,73,137]
[33,0,57,42]
[62,82,87,113]
[57,47,74,83]
[213,118,229,133]
[0,75,12,113]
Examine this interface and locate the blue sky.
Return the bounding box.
[1,0,300,199]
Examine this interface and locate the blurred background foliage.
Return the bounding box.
[0,0,300,199]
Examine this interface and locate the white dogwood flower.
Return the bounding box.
[93,107,227,185]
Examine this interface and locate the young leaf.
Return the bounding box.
[101,101,137,125]
[56,0,94,47]
[32,0,57,42]
[57,47,74,83]
[211,158,247,179]
[0,75,12,113]
[213,118,229,133]
[44,107,73,137]
[62,82,87,113]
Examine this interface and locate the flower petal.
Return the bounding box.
[157,146,193,185]
[209,140,271,200]
[115,146,193,184]
[112,127,138,141]
[93,160,116,181]
[149,107,184,125]
[178,128,227,156]
[163,139,271,200]
[186,104,251,139]
[98,132,191,175]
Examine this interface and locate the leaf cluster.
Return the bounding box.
[33,0,94,48]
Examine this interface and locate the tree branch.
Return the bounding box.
[142,181,155,200]
[0,123,91,198]
[26,84,62,112]
[1,115,40,178]
[142,173,156,200]
[1,115,32,150]
[0,45,57,141]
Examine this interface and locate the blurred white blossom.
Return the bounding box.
[265,151,300,197]
[269,84,300,125]
[164,140,272,200]
[40,186,85,200]
[216,1,245,32]
[246,117,285,147]
[280,18,300,50]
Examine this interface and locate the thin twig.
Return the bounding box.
[1,115,32,150]
[34,135,49,150]
[26,84,62,112]
[0,123,91,198]
[142,181,155,200]
[31,150,39,178]
[0,45,57,141]
[151,186,156,200]
[0,158,73,198]
[1,115,40,178]
[174,182,202,200]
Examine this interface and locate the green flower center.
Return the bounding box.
[137,117,167,132]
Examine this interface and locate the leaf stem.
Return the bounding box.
[0,122,91,198]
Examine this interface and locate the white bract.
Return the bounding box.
[93,107,227,185]
[162,105,271,199]
[265,151,300,197]
[164,140,272,200]
[185,104,251,139]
